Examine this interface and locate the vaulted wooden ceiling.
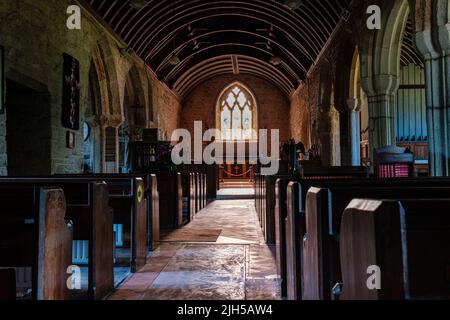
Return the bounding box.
[83,0,352,98]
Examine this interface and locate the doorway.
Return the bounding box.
[6,79,51,176]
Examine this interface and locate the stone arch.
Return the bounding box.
[119,64,149,173]
[349,48,362,101]
[358,0,410,154]
[83,40,123,173]
[95,38,122,119]
[346,47,367,165]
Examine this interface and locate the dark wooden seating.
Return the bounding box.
[0,186,72,300]
[269,167,366,298]
[0,269,16,300]
[107,177,147,272]
[157,172,183,230]
[286,181,305,300]
[300,166,369,179]
[52,176,147,273]
[56,173,160,252]
[340,199,450,300]
[274,177,297,298]
[181,172,195,223]
[286,178,450,300]
[0,178,114,300]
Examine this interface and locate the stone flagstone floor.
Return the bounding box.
[108,200,281,300]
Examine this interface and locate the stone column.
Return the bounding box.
[347,98,362,166]
[361,74,398,160]
[415,10,450,176]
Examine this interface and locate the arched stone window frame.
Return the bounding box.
[215,82,258,141]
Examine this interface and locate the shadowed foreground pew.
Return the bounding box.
[274,177,299,298]
[340,199,450,300]
[286,178,450,300]
[157,172,183,230]
[0,179,113,300]
[56,173,160,252]
[0,187,71,300]
[0,269,16,300]
[270,167,368,299]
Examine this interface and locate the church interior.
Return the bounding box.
[0,0,450,302]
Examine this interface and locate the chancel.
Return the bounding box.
[0,0,449,303]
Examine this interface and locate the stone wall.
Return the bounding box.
[289,25,357,166]
[0,0,180,175]
[181,74,290,144]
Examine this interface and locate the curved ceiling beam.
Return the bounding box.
[137,10,323,61]
[86,0,350,97]
[173,54,294,98]
[163,43,299,84]
[155,29,309,76]
[124,0,332,51]
[153,29,310,74]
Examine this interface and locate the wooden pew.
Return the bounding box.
[275,167,366,298]
[286,181,306,300]
[301,166,369,179]
[274,177,300,298]
[107,177,147,272]
[43,176,147,273]
[0,179,113,300]
[340,199,450,300]
[56,173,159,253]
[0,269,16,300]
[0,186,72,300]
[262,175,294,245]
[181,172,195,223]
[202,173,207,208]
[195,173,202,213]
[287,178,450,300]
[157,172,183,230]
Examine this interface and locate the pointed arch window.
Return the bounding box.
[218,84,257,141]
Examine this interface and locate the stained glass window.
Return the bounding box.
[219,84,256,140]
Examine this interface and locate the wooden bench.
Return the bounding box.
[286,178,450,300]
[181,172,195,223]
[46,176,147,273]
[0,186,71,300]
[274,177,301,298]
[300,166,369,180]
[56,173,159,252]
[272,167,367,298]
[340,199,450,300]
[0,269,16,300]
[157,172,183,230]
[0,178,113,300]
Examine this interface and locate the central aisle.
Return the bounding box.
[109,200,281,300]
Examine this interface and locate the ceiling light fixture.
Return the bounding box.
[169,54,181,66]
[270,56,282,66]
[283,0,302,9]
[129,0,148,10]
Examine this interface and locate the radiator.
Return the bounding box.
[72,240,89,265]
[15,267,32,291]
[114,224,124,247]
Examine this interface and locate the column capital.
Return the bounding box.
[361,74,400,98]
[346,98,362,112]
